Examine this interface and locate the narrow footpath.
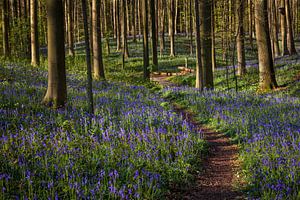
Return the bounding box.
[152,75,245,200]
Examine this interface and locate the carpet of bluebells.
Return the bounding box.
[0,65,205,199]
[163,87,300,199]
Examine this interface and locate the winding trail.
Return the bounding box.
[152,75,245,200]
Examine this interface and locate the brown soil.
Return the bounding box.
[153,75,245,200]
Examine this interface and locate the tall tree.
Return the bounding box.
[30,0,39,66]
[255,0,278,91]
[82,0,94,115]
[200,0,213,89]
[169,0,175,57]
[236,0,246,76]
[142,0,150,79]
[2,0,10,57]
[92,0,105,79]
[67,0,75,56]
[43,0,67,107]
[194,0,203,89]
[285,0,297,55]
[279,0,289,55]
[122,0,129,58]
[158,0,166,56]
[150,0,158,71]
[271,0,280,57]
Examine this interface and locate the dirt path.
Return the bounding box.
[153,75,245,200]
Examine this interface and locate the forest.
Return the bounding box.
[0,0,300,199]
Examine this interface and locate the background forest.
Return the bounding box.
[1,0,300,199]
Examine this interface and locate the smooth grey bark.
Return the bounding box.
[43,0,67,108]
[30,0,39,66]
[255,0,278,91]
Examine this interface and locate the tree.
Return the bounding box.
[43,0,67,107]
[285,0,297,55]
[30,0,39,66]
[194,0,203,89]
[82,0,94,114]
[200,0,213,89]
[142,0,150,79]
[279,0,289,55]
[92,0,105,80]
[150,0,158,71]
[236,0,246,76]
[67,0,75,56]
[255,0,278,91]
[169,0,175,57]
[2,0,10,57]
[122,0,129,58]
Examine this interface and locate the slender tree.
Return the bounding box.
[169,0,175,57]
[67,0,75,56]
[150,0,158,71]
[236,0,246,76]
[142,0,150,79]
[255,0,278,91]
[82,0,94,115]
[279,0,289,55]
[92,0,105,79]
[285,0,297,55]
[122,0,129,58]
[2,0,10,57]
[43,0,67,107]
[30,0,39,66]
[200,0,213,89]
[195,0,203,89]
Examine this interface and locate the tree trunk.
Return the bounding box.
[280,0,289,55]
[237,0,246,76]
[169,0,175,57]
[150,0,158,71]
[255,0,278,91]
[132,0,136,42]
[116,0,121,51]
[143,0,150,79]
[2,0,10,57]
[122,0,129,58]
[82,0,94,115]
[189,0,193,56]
[200,0,213,89]
[271,0,280,57]
[92,0,105,80]
[159,0,165,57]
[195,0,203,89]
[285,0,297,55]
[30,0,39,66]
[67,0,75,56]
[43,0,67,108]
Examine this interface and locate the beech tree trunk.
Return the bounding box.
[150,0,158,71]
[285,0,297,55]
[200,0,213,89]
[2,0,10,57]
[142,0,150,79]
[169,0,175,57]
[82,0,94,115]
[280,0,289,55]
[122,0,129,58]
[195,0,203,89]
[30,0,39,66]
[67,0,75,56]
[92,0,105,80]
[237,0,246,76]
[43,0,67,108]
[255,0,278,91]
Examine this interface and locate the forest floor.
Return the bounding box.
[152,75,246,200]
